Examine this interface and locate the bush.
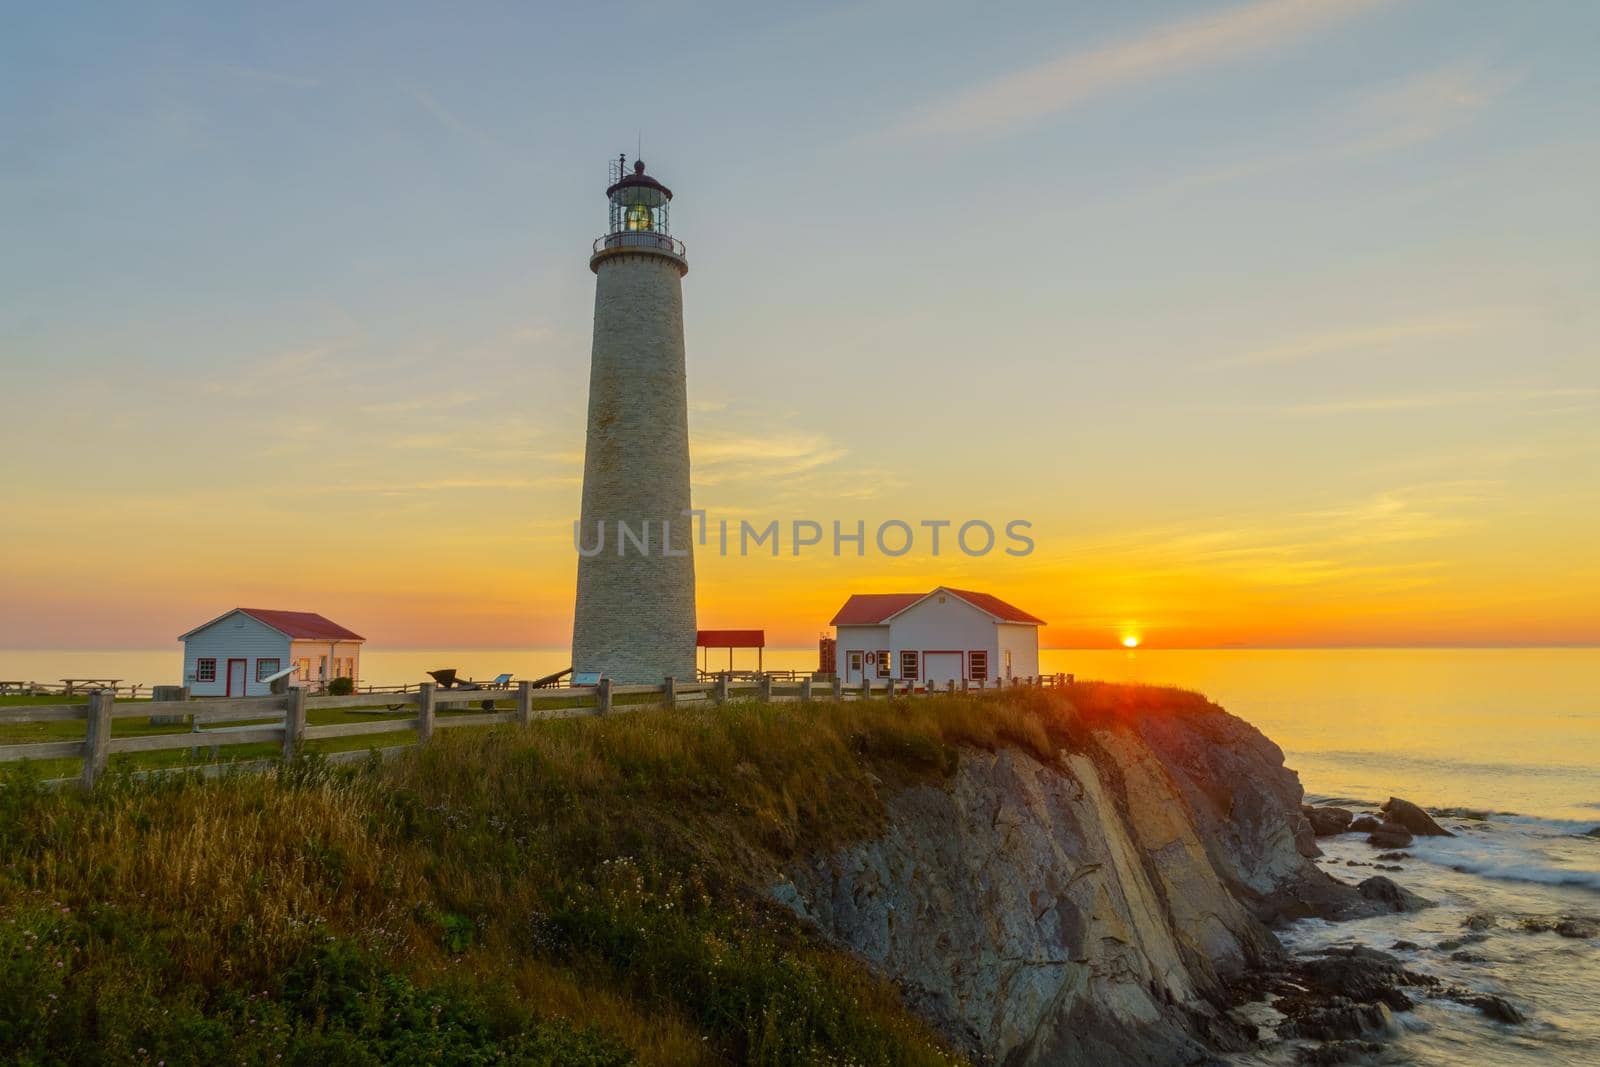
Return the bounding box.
[327,676,355,696]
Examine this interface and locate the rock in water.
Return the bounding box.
[1306,806,1354,836]
[1461,994,1526,1024]
[1519,915,1599,939]
[1349,814,1382,833]
[1356,875,1432,913]
[1381,797,1455,837]
[1366,823,1414,849]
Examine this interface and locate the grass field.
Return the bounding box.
[0,682,1216,1064]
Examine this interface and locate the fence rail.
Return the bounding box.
[0,673,1073,790]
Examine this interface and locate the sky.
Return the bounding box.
[2,0,1598,651]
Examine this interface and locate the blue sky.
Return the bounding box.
[3,1,1598,648]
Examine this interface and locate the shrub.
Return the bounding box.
[327,676,355,696]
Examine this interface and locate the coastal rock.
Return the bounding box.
[1390,940,1420,951]
[1584,826,1600,838]
[1295,1040,1386,1065]
[781,746,1273,1065]
[1306,806,1354,837]
[1296,947,1418,1010]
[1463,912,1497,932]
[779,695,1380,1064]
[1279,998,1394,1042]
[1109,699,1367,923]
[1436,933,1487,951]
[1459,994,1526,1024]
[1518,915,1599,939]
[1349,815,1382,833]
[1366,823,1413,850]
[1381,797,1454,837]
[1375,851,1410,861]
[1356,876,1431,913]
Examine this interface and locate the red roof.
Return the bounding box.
[829,588,1045,627]
[696,628,765,648]
[829,593,925,626]
[180,608,364,642]
[943,588,1047,626]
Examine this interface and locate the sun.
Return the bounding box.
[1121,635,1141,648]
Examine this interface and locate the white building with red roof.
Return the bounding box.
[828,587,1044,688]
[178,608,366,697]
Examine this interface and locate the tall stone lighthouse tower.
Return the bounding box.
[571,157,697,684]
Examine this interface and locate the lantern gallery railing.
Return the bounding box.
[592,231,686,258]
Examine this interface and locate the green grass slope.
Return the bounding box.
[0,683,1218,1065]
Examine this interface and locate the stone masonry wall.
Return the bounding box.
[571,251,698,683]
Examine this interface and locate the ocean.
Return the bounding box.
[3,645,1596,1062]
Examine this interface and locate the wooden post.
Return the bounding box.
[831,676,842,702]
[947,679,956,695]
[281,685,307,759]
[758,674,773,703]
[884,677,895,700]
[961,677,970,694]
[81,689,113,790]
[417,682,436,744]
[150,684,190,726]
[663,675,677,708]
[516,681,533,727]
[800,676,813,701]
[860,676,871,700]
[715,673,730,705]
[597,677,613,715]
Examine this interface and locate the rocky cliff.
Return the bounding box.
[774,690,1367,1065]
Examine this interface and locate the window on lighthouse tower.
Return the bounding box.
[625,203,653,231]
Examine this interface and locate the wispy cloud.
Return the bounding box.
[358,390,484,416]
[691,432,848,487]
[1270,386,1600,416]
[894,0,1385,139]
[199,343,345,398]
[1214,316,1488,369]
[216,64,319,90]
[1345,61,1522,153]
[411,87,494,147]
[1069,480,1495,588]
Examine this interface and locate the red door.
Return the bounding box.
[226,658,248,697]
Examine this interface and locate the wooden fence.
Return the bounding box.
[0,673,1072,790]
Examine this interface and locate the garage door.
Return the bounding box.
[923,652,963,688]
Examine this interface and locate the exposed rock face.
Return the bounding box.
[777,700,1375,1065]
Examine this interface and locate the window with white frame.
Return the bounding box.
[969,651,988,681]
[876,649,891,677]
[256,658,281,682]
[195,658,216,682]
[295,658,312,681]
[847,651,863,675]
[900,650,919,679]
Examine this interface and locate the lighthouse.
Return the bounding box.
[571,157,697,684]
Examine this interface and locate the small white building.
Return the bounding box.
[830,586,1044,688]
[178,608,366,697]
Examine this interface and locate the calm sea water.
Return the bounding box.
[4,645,1597,1060]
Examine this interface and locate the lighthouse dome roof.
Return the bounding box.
[607,160,672,205]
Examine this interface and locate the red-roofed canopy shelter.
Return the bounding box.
[696,628,765,674]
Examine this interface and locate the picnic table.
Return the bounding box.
[0,681,35,696]
[61,678,121,696]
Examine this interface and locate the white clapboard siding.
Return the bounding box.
[182,611,292,697]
